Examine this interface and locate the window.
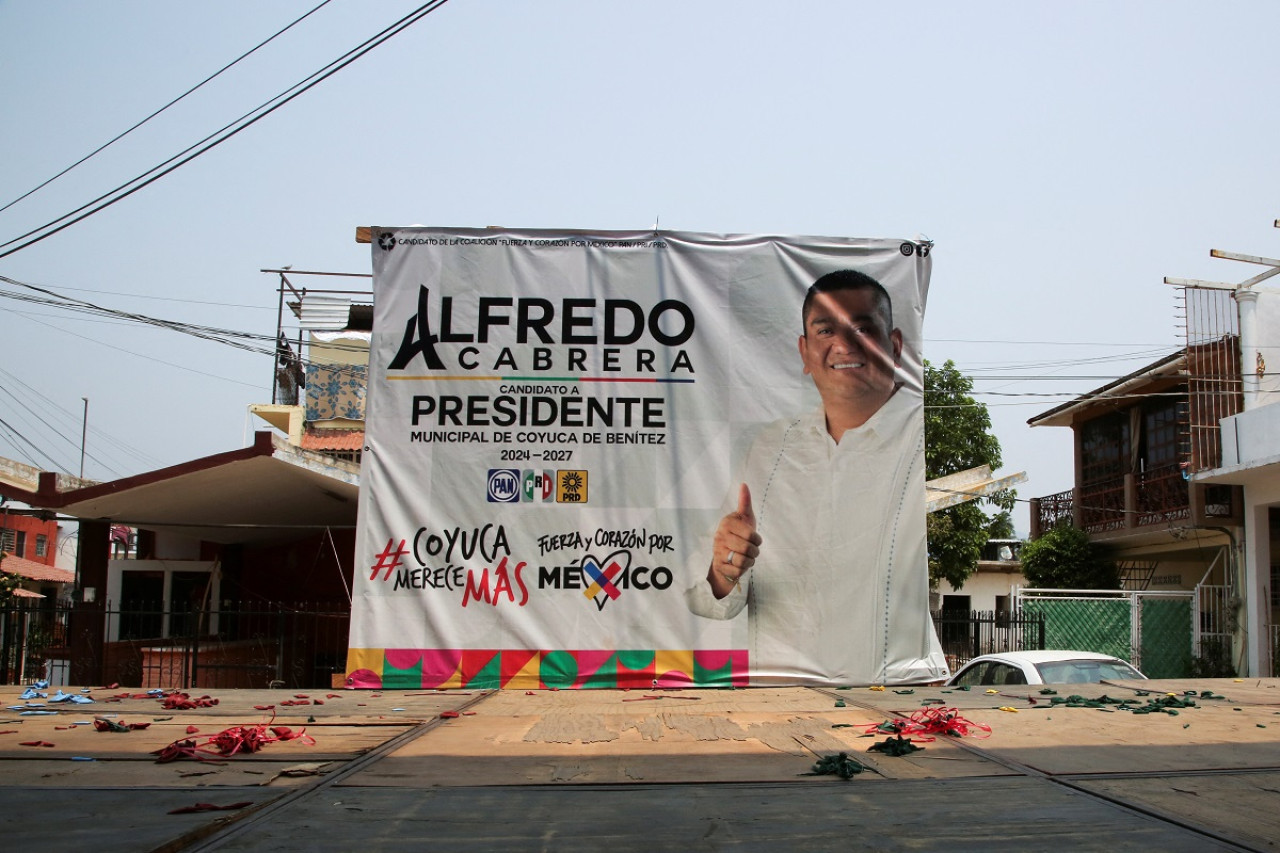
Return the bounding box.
[951,662,992,688]
[1142,399,1182,472]
[1081,412,1130,485]
[107,562,221,642]
[35,534,48,558]
[0,529,13,553]
[951,661,1028,687]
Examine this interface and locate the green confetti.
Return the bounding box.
[801,752,865,779]
[867,735,923,757]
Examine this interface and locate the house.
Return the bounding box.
[0,433,360,687]
[1171,240,1280,678]
[1027,235,1279,676]
[1,552,74,600]
[0,271,379,688]
[249,270,372,466]
[1,504,59,567]
[1,494,75,601]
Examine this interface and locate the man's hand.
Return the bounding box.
[707,484,762,599]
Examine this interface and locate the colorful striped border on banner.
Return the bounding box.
[344,649,747,690]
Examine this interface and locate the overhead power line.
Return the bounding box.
[0,0,452,260]
[0,0,336,216]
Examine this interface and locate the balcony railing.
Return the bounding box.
[1080,475,1128,533]
[1033,464,1192,536]
[1036,489,1074,531]
[1135,464,1192,526]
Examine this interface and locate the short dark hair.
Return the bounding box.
[801,269,893,332]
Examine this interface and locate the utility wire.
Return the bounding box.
[0,0,336,215]
[14,311,262,389]
[6,272,1261,398]
[0,421,39,468]
[21,282,274,311]
[0,364,162,470]
[0,415,73,473]
[0,0,452,259]
[0,381,122,477]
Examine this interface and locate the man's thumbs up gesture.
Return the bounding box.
[707,483,762,599]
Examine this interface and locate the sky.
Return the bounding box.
[1,0,1277,536]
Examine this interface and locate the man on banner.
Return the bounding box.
[685,269,948,685]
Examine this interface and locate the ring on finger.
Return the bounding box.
[725,550,736,565]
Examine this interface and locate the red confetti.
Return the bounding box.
[161,692,219,710]
[439,710,460,719]
[19,741,55,747]
[254,705,275,711]
[152,713,314,763]
[186,726,200,735]
[864,707,992,742]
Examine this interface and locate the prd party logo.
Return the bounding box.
[377,231,396,251]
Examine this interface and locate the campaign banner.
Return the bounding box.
[346,228,947,688]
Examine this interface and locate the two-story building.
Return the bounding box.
[1028,249,1279,676]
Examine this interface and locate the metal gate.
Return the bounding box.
[1013,587,1195,678]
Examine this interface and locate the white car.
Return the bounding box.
[945,650,1147,687]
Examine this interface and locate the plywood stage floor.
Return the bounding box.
[3,679,1279,851]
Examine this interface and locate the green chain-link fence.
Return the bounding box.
[1139,596,1193,678]
[1017,590,1194,677]
[1020,597,1131,661]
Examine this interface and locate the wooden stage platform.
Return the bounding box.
[3,678,1279,851]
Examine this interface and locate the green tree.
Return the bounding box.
[923,359,1016,590]
[1018,524,1118,589]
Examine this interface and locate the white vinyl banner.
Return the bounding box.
[347,228,947,688]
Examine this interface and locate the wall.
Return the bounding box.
[948,564,1024,612]
[0,512,59,565]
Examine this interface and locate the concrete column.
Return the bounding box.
[1237,288,1259,411]
[69,520,109,685]
[1241,498,1271,677]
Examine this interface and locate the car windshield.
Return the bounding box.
[1034,659,1144,683]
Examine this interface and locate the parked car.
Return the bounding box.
[945,650,1147,687]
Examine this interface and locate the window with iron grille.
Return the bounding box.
[35,534,47,558]
[1142,398,1181,471]
[0,529,13,553]
[1081,411,1130,485]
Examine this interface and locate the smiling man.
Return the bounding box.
[685,269,947,685]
